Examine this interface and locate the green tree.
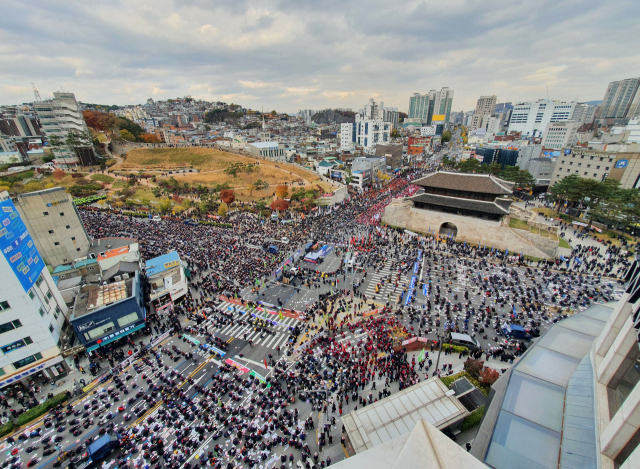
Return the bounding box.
[218,202,229,217]
[120,129,136,142]
[457,158,481,173]
[158,198,172,213]
[47,134,64,157]
[548,175,587,213]
[441,130,452,143]
[271,110,277,116]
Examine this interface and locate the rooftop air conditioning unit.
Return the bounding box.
[122,273,130,280]
[114,275,122,281]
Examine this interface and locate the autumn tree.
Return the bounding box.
[479,367,500,386]
[218,202,229,217]
[271,199,290,211]
[463,358,483,380]
[52,169,66,181]
[246,184,255,197]
[275,185,289,199]
[158,198,172,213]
[220,189,235,204]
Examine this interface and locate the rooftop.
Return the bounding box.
[408,193,512,215]
[145,250,181,277]
[342,376,468,454]
[412,171,514,195]
[72,277,135,319]
[249,141,279,149]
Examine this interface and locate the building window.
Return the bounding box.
[36,276,43,287]
[0,320,21,334]
[46,290,53,300]
[39,307,45,317]
[48,230,54,234]
[49,323,54,333]
[54,242,60,246]
[59,212,64,216]
[43,212,49,216]
[597,166,601,169]
[12,352,43,370]
[28,290,35,300]
[0,301,10,311]
[117,312,139,328]
[76,248,81,252]
[605,167,610,170]
[54,306,61,319]
[66,225,70,229]
[71,237,75,241]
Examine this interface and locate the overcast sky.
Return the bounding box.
[2,0,640,113]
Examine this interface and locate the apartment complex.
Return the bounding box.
[340,118,391,153]
[470,95,497,130]
[408,88,454,125]
[32,92,96,166]
[598,77,640,119]
[360,98,399,130]
[507,99,577,137]
[0,191,69,388]
[14,187,91,268]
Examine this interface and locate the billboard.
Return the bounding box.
[615,159,629,169]
[331,171,342,179]
[0,198,43,293]
[431,114,445,123]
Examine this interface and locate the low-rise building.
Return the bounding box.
[541,121,580,150]
[246,141,286,160]
[145,251,188,314]
[70,271,146,354]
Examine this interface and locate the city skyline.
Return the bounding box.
[1,0,640,112]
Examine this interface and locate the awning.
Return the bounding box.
[86,323,146,352]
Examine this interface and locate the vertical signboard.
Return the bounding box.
[0,198,43,292]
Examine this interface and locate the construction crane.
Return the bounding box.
[31,82,42,102]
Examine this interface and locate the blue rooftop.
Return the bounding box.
[145,251,181,276]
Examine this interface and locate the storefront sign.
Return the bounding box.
[163,260,180,269]
[61,345,87,357]
[0,355,64,389]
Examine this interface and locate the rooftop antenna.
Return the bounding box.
[31,82,42,102]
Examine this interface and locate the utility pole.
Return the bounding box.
[433,331,444,377]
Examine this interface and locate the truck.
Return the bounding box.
[75,433,121,469]
[266,245,279,254]
[502,324,531,341]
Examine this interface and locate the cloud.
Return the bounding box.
[0,0,639,111]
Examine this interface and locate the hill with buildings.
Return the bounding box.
[312,109,355,125]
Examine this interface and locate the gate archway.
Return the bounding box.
[439,222,458,239]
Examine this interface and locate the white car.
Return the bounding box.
[151,215,162,222]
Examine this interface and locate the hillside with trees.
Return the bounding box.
[311,109,355,125]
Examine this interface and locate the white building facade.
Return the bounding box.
[0,191,69,388]
[340,117,391,153]
[507,99,577,137]
[541,121,581,150]
[32,92,92,164]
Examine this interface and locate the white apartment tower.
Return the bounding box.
[361,99,399,130]
[0,191,69,389]
[33,92,93,165]
[471,95,498,130]
[507,99,577,137]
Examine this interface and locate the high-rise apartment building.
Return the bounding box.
[507,99,577,137]
[360,99,399,130]
[598,77,640,119]
[340,118,391,153]
[14,187,91,268]
[0,191,69,389]
[33,92,96,166]
[408,88,454,125]
[571,102,597,123]
[470,95,497,130]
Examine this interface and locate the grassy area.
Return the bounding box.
[90,174,115,183]
[111,181,129,189]
[509,218,530,230]
[559,238,571,249]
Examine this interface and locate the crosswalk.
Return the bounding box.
[195,301,300,350]
[363,262,409,300]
